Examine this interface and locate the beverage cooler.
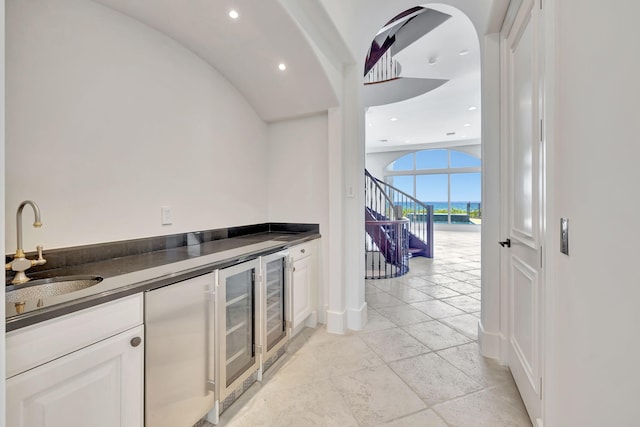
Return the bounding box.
[261,251,290,364]
[215,259,261,402]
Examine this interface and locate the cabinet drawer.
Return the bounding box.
[289,240,317,262]
[6,293,143,378]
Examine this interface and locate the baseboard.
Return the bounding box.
[305,311,318,328]
[478,320,505,361]
[325,309,346,334]
[346,301,368,331]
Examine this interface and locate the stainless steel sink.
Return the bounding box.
[6,275,103,304]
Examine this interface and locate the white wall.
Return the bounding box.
[546,1,640,425]
[267,114,330,322]
[5,0,268,251]
[267,114,329,226]
[1,0,6,423]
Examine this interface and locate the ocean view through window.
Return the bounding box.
[385,149,481,224]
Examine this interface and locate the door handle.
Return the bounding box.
[498,238,511,248]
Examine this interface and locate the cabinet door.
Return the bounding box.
[292,255,312,330]
[7,325,144,427]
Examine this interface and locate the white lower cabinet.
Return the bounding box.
[6,294,144,427]
[290,240,318,335]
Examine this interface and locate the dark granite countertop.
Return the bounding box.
[5,225,319,332]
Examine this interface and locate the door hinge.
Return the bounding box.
[540,377,543,400]
[540,119,543,141]
[540,245,543,268]
[539,0,543,10]
[207,380,215,392]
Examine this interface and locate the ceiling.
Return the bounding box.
[91,0,481,147]
[92,0,339,123]
[365,4,482,153]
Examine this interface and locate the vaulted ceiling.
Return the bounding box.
[92,0,503,152]
[93,0,340,122]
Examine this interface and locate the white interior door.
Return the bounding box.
[501,0,544,424]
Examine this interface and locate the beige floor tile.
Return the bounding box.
[437,342,512,387]
[361,309,397,332]
[468,291,481,300]
[421,274,462,285]
[441,295,482,313]
[414,284,461,299]
[389,353,483,406]
[360,327,430,362]
[312,336,385,378]
[373,409,449,426]
[439,314,480,339]
[264,346,328,389]
[433,381,533,427]
[444,271,481,282]
[332,364,426,426]
[444,263,475,272]
[386,287,434,303]
[402,276,432,288]
[376,305,433,326]
[442,281,480,294]
[366,291,405,309]
[403,321,472,350]
[411,300,466,319]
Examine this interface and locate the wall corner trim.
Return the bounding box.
[346,301,368,331]
[478,320,505,362]
[325,309,346,334]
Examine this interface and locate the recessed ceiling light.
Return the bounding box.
[379,139,388,142]
[228,9,239,19]
[278,63,287,71]
[459,49,469,56]
[404,140,411,143]
[468,106,477,111]
[446,132,456,136]
[390,117,398,121]
[464,123,471,127]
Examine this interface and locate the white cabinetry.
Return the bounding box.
[289,240,318,335]
[6,294,144,427]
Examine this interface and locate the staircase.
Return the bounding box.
[365,169,434,279]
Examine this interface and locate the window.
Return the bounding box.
[384,149,482,224]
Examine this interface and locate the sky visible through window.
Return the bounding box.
[388,150,481,203]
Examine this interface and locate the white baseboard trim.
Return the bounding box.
[305,311,318,328]
[478,321,504,361]
[346,302,368,331]
[325,309,346,334]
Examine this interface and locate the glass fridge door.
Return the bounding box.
[264,256,286,352]
[223,265,256,387]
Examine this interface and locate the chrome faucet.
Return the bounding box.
[5,200,47,285]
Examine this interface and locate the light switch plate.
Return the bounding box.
[560,218,569,255]
[161,206,173,225]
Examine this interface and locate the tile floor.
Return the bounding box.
[210,230,532,427]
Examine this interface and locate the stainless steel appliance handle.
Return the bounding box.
[206,275,217,394]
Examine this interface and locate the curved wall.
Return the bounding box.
[5,0,268,250]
